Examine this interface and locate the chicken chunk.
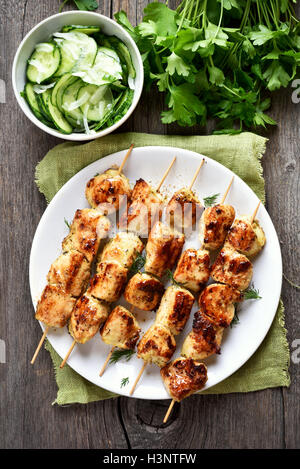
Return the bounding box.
[88,260,128,302]
[69,293,110,344]
[155,285,194,335]
[47,250,91,297]
[144,221,185,278]
[166,188,203,233]
[35,284,76,328]
[211,246,253,291]
[100,306,141,349]
[199,204,235,250]
[173,248,210,293]
[226,215,266,258]
[85,169,132,215]
[181,311,224,360]
[124,272,164,311]
[137,324,176,367]
[119,179,163,237]
[100,231,144,269]
[62,209,111,262]
[160,357,208,401]
[199,283,243,327]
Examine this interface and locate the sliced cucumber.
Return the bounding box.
[61,79,84,121]
[53,32,97,77]
[36,92,51,121]
[47,99,73,134]
[105,36,136,78]
[51,73,78,110]
[27,43,61,84]
[24,83,54,127]
[77,84,113,121]
[62,25,101,34]
[72,47,123,86]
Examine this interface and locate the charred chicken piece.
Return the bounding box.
[225,215,266,258]
[173,248,210,293]
[119,179,163,237]
[100,231,144,269]
[69,293,110,344]
[155,285,194,336]
[62,209,110,262]
[85,169,131,215]
[47,250,90,298]
[137,324,176,367]
[144,221,185,278]
[160,357,208,401]
[100,305,141,349]
[124,272,164,311]
[181,311,224,360]
[166,188,203,233]
[88,260,128,303]
[199,204,235,251]
[199,283,243,328]
[211,246,253,291]
[35,284,76,328]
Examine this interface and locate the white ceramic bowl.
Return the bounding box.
[12,11,144,141]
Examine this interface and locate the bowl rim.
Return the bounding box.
[12,10,144,141]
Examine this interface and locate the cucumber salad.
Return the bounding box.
[22,25,136,135]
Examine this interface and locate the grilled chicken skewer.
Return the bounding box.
[85,144,134,215]
[60,232,144,368]
[119,157,176,237]
[161,358,208,423]
[61,162,177,368]
[166,158,205,233]
[129,281,195,396]
[31,209,111,364]
[162,200,265,422]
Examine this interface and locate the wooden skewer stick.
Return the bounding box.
[251,200,261,223]
[30,325,50,365]
[60,340,76,369]
[163,399,176,423]
[99,346,115,377]
[220,176,234,204]
[99,306,136,377]
[118,144,134,175]
[188,158,205,191]
[129,361,147,396]
[156,156,177,192]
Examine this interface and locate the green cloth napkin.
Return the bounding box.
[35,132,290,405]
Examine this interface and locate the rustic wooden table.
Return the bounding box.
[0,0,299,449]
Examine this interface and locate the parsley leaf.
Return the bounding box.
[59,0,98,12]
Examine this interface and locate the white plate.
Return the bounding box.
[29,146,282,400]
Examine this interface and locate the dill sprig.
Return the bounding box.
[120,377,129,388]
[203,193,220,207]
[64,218,71,229]
[165,269,183,287]
[244,286,262,300]
[230,310,240,328]
[109,348,135,364]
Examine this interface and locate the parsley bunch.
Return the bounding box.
[116,0,299,133]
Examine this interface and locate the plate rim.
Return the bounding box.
[29,145,282,400]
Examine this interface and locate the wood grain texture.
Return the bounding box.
[0,0,299,449]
